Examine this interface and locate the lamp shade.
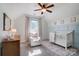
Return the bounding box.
[11,29,16,33]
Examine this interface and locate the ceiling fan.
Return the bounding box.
[34,3,54,14]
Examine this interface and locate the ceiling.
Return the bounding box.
[0,3,79,21]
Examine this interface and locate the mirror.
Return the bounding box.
[3,13,11,31]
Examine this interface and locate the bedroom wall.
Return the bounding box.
[41,17,49,41]
[47,4,79,48]
[44,3,79,21]
[0,8,3,31]
[14,15,27,43]
[0,8,4,42]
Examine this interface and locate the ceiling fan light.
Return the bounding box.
[41,9,46,12]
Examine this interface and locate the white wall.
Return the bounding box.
[0,8,3,31]
[0,7,4,42]
[44,3,79,23]
[14,15,27,42]
[41,17,49,40]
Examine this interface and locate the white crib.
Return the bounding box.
[49,31,74,50]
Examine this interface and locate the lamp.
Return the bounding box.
[11,29,16,33]
[11,28,17,39]
[41,8,46,12]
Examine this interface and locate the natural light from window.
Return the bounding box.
[28,49,42,56]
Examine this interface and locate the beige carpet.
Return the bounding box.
[41,41,77,56]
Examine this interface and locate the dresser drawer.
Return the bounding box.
[2,40,20,56]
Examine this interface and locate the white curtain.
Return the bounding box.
[25,16,29,42]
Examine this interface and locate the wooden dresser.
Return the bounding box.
[1,34,20,56]
[2,39,20,56]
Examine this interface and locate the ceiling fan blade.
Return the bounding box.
[42,3,48,8]
[46,10,52,13]
[38,3,43,8]
[43,3,49,7]
[43,4,46,8]
[41,12,43,14]
[47,4,54,8]
[34,9,42,11]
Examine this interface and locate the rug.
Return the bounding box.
[41,41,77,56]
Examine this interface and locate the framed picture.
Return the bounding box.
[3,13,11,31]
[60,20,64,24]
[71,17,76,23]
